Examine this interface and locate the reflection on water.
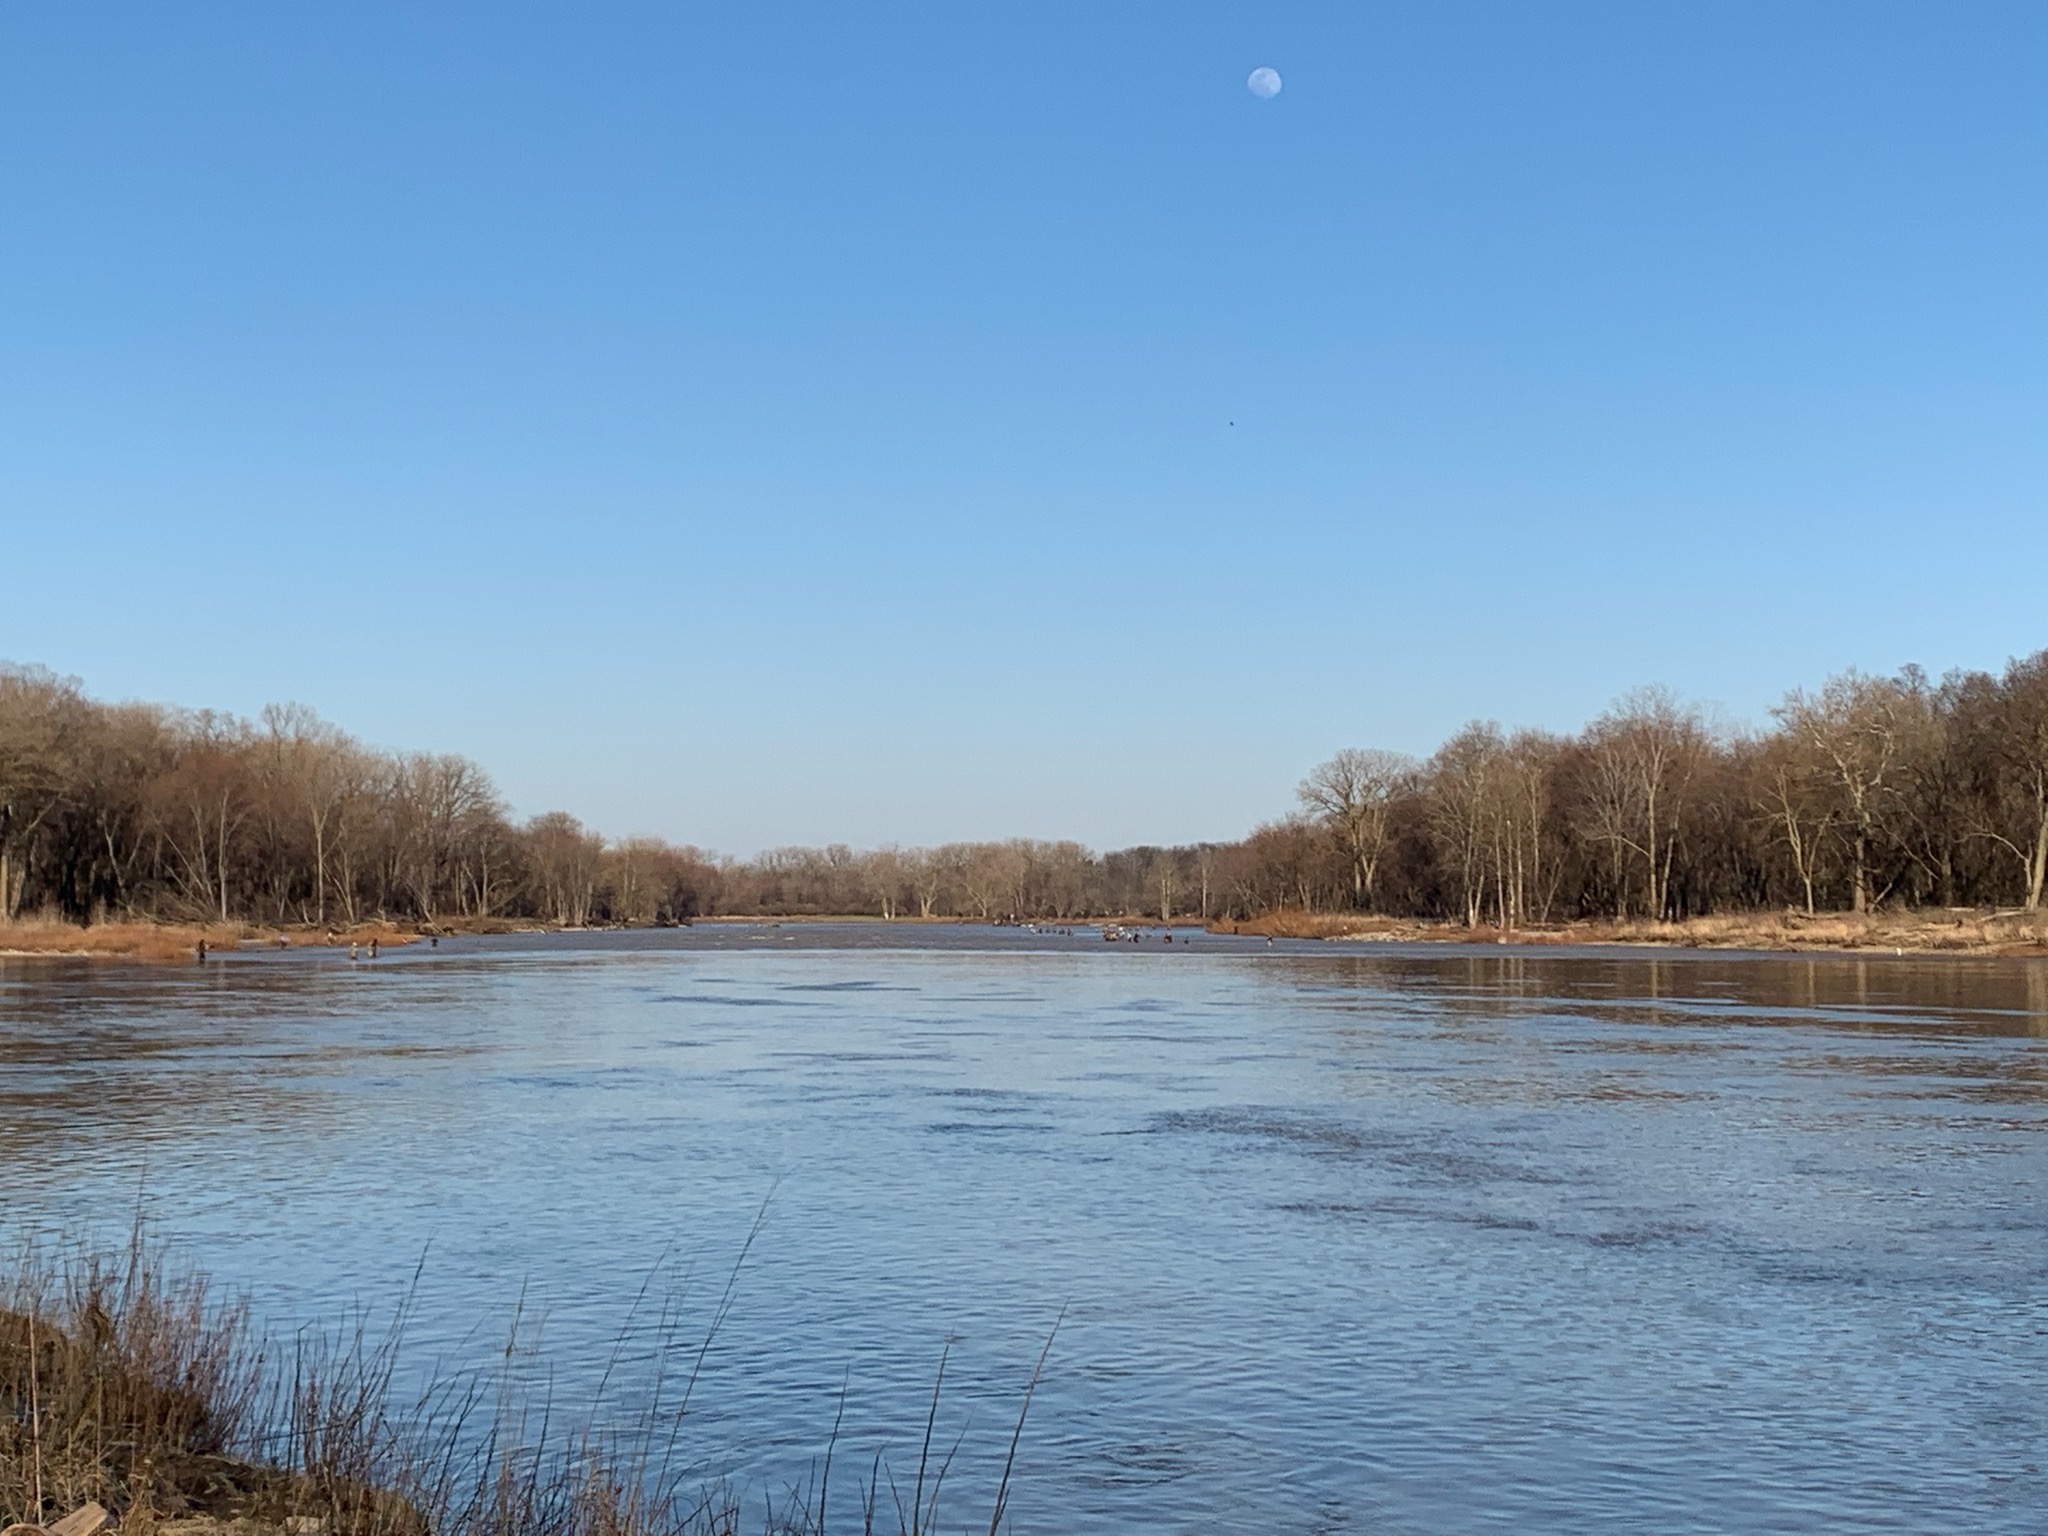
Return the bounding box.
[3,928,2045,1534]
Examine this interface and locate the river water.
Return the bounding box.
[2,926,2044,1533]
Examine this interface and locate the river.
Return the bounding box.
[2,925,2043,1532]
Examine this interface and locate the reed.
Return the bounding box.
[1,1233,1048,1536]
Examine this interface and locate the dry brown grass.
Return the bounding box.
[0,1242,318,1533]
[3,1234,1048,1536]
[0,918,252,963]
[0,919,420,964]
[1215,906,2048,955]
[1608,908,2048,954]
[1214,911,1418,941]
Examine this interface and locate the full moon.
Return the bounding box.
[1247,66,1282,99]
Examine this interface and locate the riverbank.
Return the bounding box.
[2,1238,1039,1536]
[0,910,585,962]
[1,1244,416,1536]
[1216,907,2048,955]
[12,908,2048,961]
[0,919,437,963]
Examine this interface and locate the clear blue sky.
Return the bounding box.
[3,3,2043,854]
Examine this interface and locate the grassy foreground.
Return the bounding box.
[1,1237,1046,1536]
[1218,906,2048,954]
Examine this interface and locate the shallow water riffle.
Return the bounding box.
[3,926,2044,1534]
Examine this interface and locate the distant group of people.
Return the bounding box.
[1016,922,1194,944]
[198,931,446,963]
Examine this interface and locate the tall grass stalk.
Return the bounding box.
[2,1231,1053,1536]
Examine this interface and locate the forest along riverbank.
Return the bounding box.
[11,654,2048,944]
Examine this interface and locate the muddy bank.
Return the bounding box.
[0,905,595,962]
[1215,907,2048,956]
[0,921,433,964]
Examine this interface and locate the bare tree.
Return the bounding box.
[959,842,1027,920]
[1427,724,1506,928]
[1576,688,1707,921]
[144,712,264,922]
[603,836,667,924]
[1977,653,2048,909]
[1888,670,1968,908]
[62,700,163,920]
[0,666,82,920]
[1226,817,1330,916]
[1298,748,1414,910]
[906,847,948,918]
[1755,732,1835,916]
[1194,842,1219,920]
[867,844,905,919]
[1776,672,1908,913]
[525,812,604,926]
[1493,731,1560,929]
[260,703,357,925]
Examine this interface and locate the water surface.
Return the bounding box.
[3,926,2044,1532]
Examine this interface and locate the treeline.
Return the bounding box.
[2,653,2046,930]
